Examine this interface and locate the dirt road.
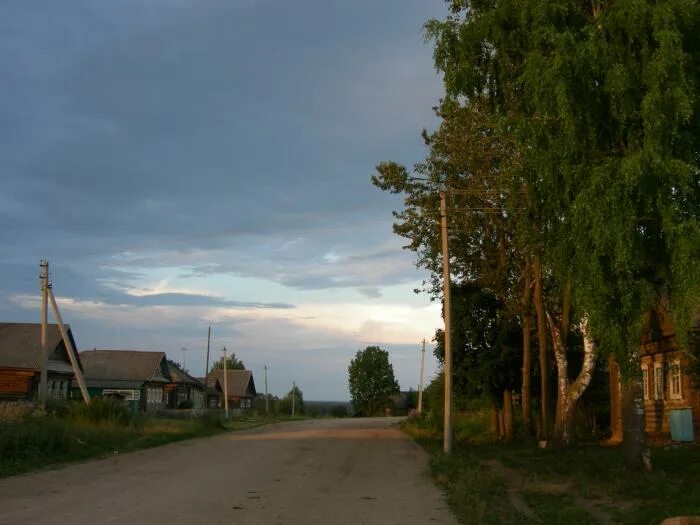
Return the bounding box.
[0,417,456,524]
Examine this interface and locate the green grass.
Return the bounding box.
[0,401,284,478]
[403,415,700,525]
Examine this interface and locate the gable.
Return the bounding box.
[0,323,76,373]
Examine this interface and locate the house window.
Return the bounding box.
[669,361,682,400]
[654,364,664,400]
[642,367,649,401]
[147,388,162,404]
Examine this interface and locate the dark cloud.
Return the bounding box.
[0,0,444,399]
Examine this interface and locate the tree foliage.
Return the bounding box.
[425,0,700,366]
[277,384,304,415]
[435,283,522,406]
[374,0,699,451]
[348,346,400,416]
[209,353,245,373]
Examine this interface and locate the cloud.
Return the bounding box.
[0,0,447,400]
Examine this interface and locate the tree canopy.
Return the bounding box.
[374,0,699,451]
[277,384,304,415]
[209,352,245,373]
[348,346,400,416]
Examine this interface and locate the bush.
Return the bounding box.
[178,400,194,409]
[70,397,132,426]
[330,405,348,418]
[0,401,41,422]
[197,411,225,430]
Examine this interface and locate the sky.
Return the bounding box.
[1,0,447,401]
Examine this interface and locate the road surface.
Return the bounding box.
[0,417,456,524]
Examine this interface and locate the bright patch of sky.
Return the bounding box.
[0,0,447,400]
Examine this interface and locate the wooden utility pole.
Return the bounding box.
[47,286,90,403]
[222,346,229,418]
[264,365,269,415]
[39,260,49,406]
[291,381,296,417]
[203,326,211,408]
[440,190,453,453]
[417,338,426,415]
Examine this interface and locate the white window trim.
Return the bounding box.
[642,367,650,401]
[669,360,682,400]
[654,363,664,401]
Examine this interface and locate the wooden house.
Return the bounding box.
[608,309,699,443]
[165,362,205,409]
[78,350,170,412]
[208,369,256,412]
[198,376,224,408]
[0,322,80,401]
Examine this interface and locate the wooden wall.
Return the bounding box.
[0,369,34,399]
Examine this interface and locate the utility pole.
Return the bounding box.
[222,346,229,418]
[181,347,188,371]
[418,338,426,416]
[291,381,296,417]
[264,365,269,416]
[47,286,90,403]
[440,190,453,453]
[39,260,49,406]
[204,327,211,408]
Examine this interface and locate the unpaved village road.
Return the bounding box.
[0,417,456,524]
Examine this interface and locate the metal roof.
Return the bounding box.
[79,350,169,383]
[167,362,204,386]
[208,369,256,398]
[0,322,79,373]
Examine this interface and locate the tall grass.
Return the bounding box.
[0,399,229,478]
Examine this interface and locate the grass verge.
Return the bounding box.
[403,415,700,525]
[0,401,283,478]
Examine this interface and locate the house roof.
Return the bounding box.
[79,350,169,384]
[208,369,256,398]
[197,376,223,395]
[0,322,78,374]
[167,362,204,387]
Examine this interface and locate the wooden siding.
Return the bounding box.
[0,368,34,399]
[641,351,699,442]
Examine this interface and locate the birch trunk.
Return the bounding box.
[549,315,598,448]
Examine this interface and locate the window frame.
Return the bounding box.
[654,363,664,401]
[642,367,650,401]
[669,360,682,400]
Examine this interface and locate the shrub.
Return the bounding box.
[330,405,348,418]
[0,401,41,422]
[197,411,225,430]
[178,400,194,409]
[70,397,132,426]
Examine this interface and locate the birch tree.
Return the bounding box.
[425,0,700,456]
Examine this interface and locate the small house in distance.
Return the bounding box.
[78,350,170,412]
[165,362,205,409]
[208,369,256,412]
[0,322,80,401]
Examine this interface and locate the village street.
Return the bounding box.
[0,417,456,524]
